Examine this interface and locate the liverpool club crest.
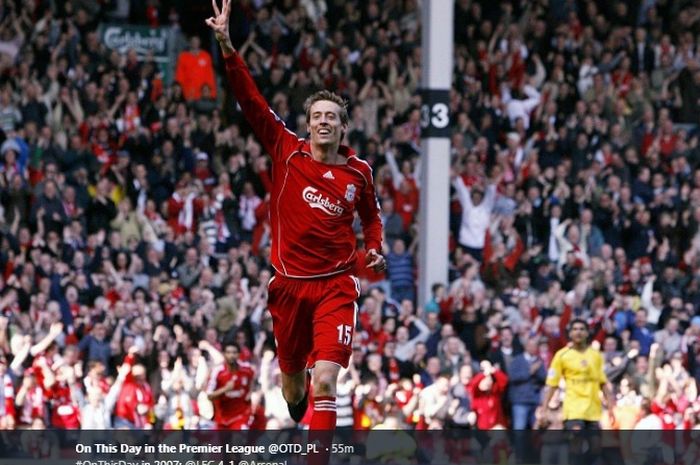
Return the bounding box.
[345,184,356,202]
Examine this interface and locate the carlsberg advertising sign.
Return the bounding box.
[99,24,176,83]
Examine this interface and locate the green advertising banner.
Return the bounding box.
[99,24,176,84]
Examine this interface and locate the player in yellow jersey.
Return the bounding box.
[537,319,615,465]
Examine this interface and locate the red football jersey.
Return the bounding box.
[48,383,81,429]
[207,362,254,428]
[223,53,383,278]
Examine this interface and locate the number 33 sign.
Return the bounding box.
[420,89,450,138]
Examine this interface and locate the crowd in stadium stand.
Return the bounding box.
[5,0,700,443]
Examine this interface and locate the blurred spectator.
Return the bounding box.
[175,37,217,101]
[380,197,404,248]
[453,174,498,262]
[394,315,429,363]
[655,317,683,357]
[385,238,416,304]
[507,337,546,430]
[113,348,155,429]
[0,355,16,430]
[417,374,451,429]
[487,326,522,372]
[467,360,508,429]
[79,362,128,429]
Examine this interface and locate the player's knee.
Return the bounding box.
[313,380,334,396]
[281,371,307,404]
[282,382,305,405]
[312,370,338,397]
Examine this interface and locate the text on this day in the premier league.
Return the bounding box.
[77,443,355,456]
[74,460,290,465]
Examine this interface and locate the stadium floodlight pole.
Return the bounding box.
[418,0,453,308]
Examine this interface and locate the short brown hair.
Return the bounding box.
[303,90,349,125]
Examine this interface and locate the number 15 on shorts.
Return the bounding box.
[337,324,352,345]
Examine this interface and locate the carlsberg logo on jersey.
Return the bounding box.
[302,187,344,216]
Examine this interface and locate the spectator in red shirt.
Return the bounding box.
[46,365,81,429]
[15,368,46,428]
[114,348,155,429]
[467,360,509,429]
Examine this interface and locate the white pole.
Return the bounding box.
[418,0,453,309]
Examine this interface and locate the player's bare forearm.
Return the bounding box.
[535,385,555,427]
[207,386,227,400]
[206,0,235,57]
[540,385,554,409]
[603,382,615,409]
[217,36,235,57]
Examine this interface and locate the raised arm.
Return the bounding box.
[239,31,268,62]
[521,85,542,113]
[10,336,31,376]
[482,183,498,210]
[641,275,656,310]
[206,0,300,163]
[452,175,473,210]
[408,316,431,344]
[554,218,571,245]
[103,363,130,413]
[199,340,225,366]
[413,155,421,189]
[385,148,404,191]
[29,322,63,357]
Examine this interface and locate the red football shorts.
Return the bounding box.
[216,414,251,430]
[267,272,360,374]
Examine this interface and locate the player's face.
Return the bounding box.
[224,346,240,364]
[569,323,588,344]
[308,100,346,148]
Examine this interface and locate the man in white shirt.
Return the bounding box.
[394,316,431,362]
[653,317,682,357]
[502,84,541,130]
[452,175,498,262]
